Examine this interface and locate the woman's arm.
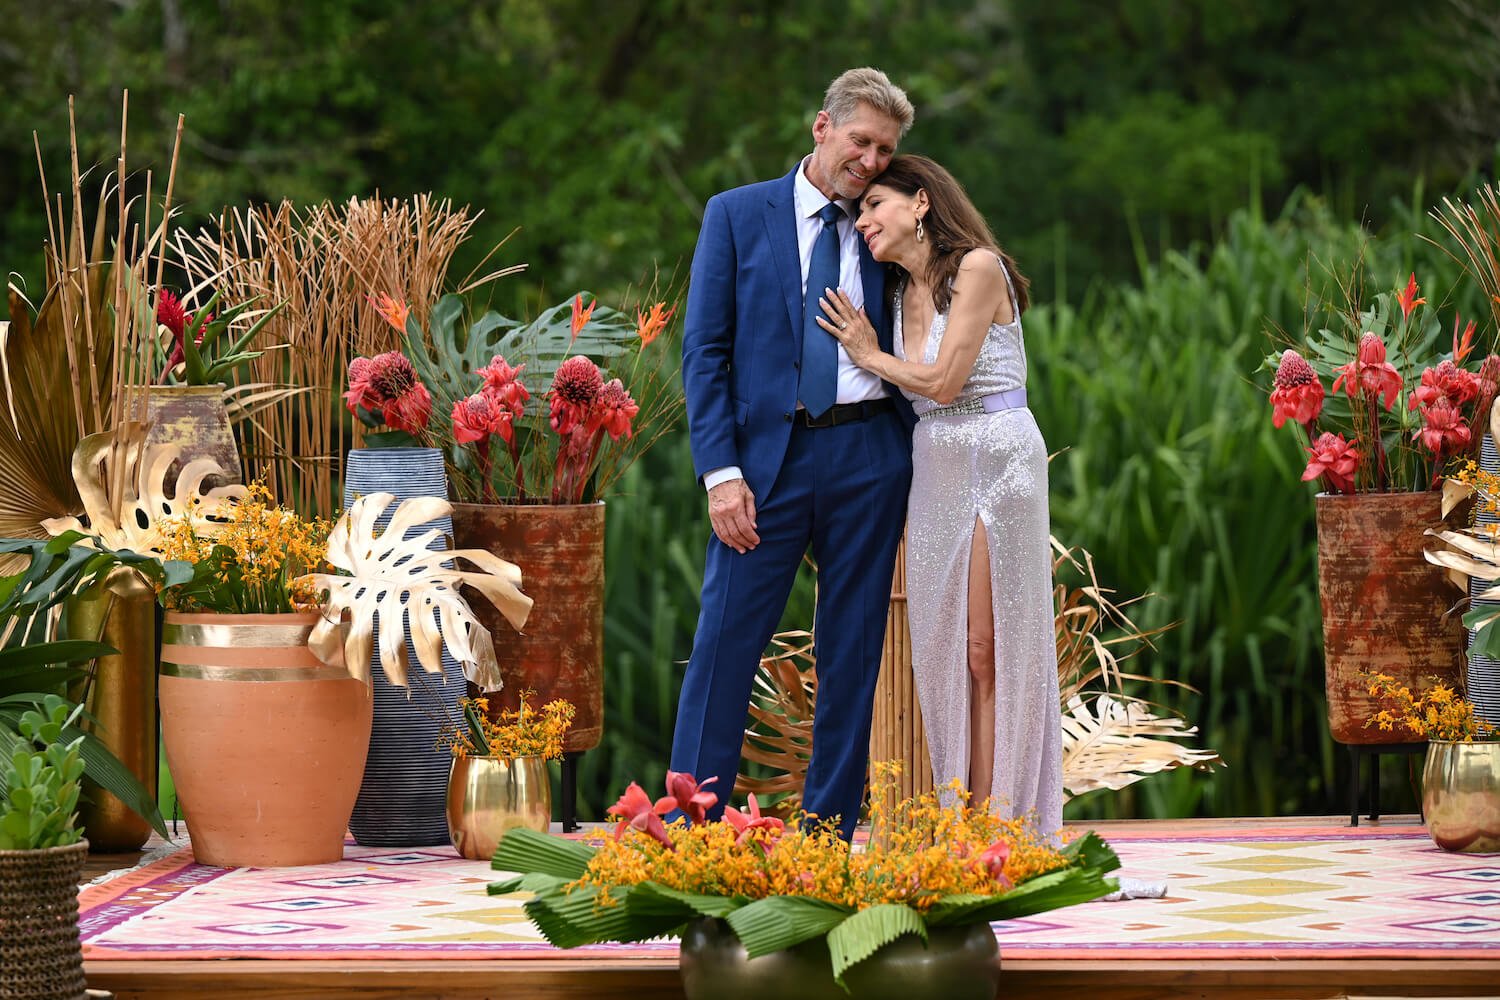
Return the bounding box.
[818,250,1011,405]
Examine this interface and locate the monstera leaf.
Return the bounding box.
[41,423,245,553]
[298,493,532,689]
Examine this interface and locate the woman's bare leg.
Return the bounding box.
[967,516,996,802]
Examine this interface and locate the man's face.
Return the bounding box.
[806,102,902,201]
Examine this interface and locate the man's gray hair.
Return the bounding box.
[823,67,915,137]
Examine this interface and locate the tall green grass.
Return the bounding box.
[578,186,1491,821]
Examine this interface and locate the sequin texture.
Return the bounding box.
[894,262,1063,831]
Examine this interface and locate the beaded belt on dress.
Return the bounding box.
[920,387,1028,419]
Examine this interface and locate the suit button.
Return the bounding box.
[783,412,793,422]
[793,361,800,369]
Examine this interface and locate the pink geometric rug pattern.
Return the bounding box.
[77,826,1500,961]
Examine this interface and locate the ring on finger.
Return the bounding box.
[838,321,848,330]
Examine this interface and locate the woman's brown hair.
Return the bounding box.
[867,154,1030,315]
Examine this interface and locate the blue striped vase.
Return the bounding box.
[343,447,464,846]
[1469,435,1500,725]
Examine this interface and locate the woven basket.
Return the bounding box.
[0,840,88,1000]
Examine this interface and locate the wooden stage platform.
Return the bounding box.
[79,816,1500,1000]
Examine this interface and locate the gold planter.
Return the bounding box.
[1423,741,1500,853]
[446,755,551,861]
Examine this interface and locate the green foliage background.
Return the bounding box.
[3,0,1498,820]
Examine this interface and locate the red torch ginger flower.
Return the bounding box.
[635,302,675,346]
[1414,399,1472,457]
[345,351,432,434]
[477,355,531,416]
[1303,432,1361,494]
[664,772,718,825]
[1269,349,1324,428]
[1332,332,1403,410]
[1410,360,1480,410]
[606,781,675,848]
[1396,273,1426,321]
[549,355,604,434]
[593,378,639,440]
[452,392,513,445]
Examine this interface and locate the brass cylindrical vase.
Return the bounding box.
[446,755,552,861]
[61,578,158,852]
[1424,741,1500,853]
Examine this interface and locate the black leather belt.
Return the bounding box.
[799,397,895,428]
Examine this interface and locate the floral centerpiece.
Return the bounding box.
[489,767,1118,995]
[1263,273,1498,493]
[347,290,678,504]
[152,286,283,386]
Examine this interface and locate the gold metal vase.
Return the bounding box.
[1423,740,1500,853]
[62,572,158,852]
[446,755,552,861]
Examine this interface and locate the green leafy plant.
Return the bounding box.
[152,283,285,387]
[0,695,87,849]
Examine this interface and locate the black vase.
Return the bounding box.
[343,447,464,847]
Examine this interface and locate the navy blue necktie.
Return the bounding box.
[800,202,844,418]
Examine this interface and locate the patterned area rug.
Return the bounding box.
[78,824,1500,961]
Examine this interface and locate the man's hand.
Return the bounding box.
[708,479,760,553]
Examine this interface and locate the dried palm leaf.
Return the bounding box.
[1060,693,1221,796]
[40,423,244,553]
[299,493,532,689]
[737,629,816,817]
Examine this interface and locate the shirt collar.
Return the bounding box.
[795,155,853,223]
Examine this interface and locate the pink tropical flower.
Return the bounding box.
[344,351,432,434]
[1414,399,1472,457]
[344,356,379,414]
[1269,349,1325,428]
[979,840,1013,885]
[723,794,785,847]
[451,392,513,446]
[664,772,718,825]
[1410,360,1480,410]
[593,378,639,440]
[1332,332,1403,410]
[477,355,531,417]
[606,782,675,849]
[1303,432,1361,494]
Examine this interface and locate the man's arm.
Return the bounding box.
[682,195,740,481]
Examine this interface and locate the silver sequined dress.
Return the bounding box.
[893,263,1063,832]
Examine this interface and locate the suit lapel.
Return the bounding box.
[765,169,804,354]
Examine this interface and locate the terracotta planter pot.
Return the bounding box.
[0,840,88,1000]
[1423,740,1500,853]
[1316,492,1465,745]
[129,383,242,490]
[451,502,604,753]
[159,612,371,867]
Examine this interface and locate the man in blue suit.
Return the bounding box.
[671,68,917,839]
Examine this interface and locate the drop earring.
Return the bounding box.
[916,217,926,243]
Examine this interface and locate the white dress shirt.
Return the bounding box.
[704,157,887,492]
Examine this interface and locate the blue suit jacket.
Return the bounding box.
[682,166,916,501]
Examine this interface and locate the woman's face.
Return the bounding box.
[855,183,923,263]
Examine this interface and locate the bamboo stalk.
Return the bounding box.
[67,97,103,428]
[34,131,85,437]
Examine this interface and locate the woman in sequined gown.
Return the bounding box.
[817,154,1062,832]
